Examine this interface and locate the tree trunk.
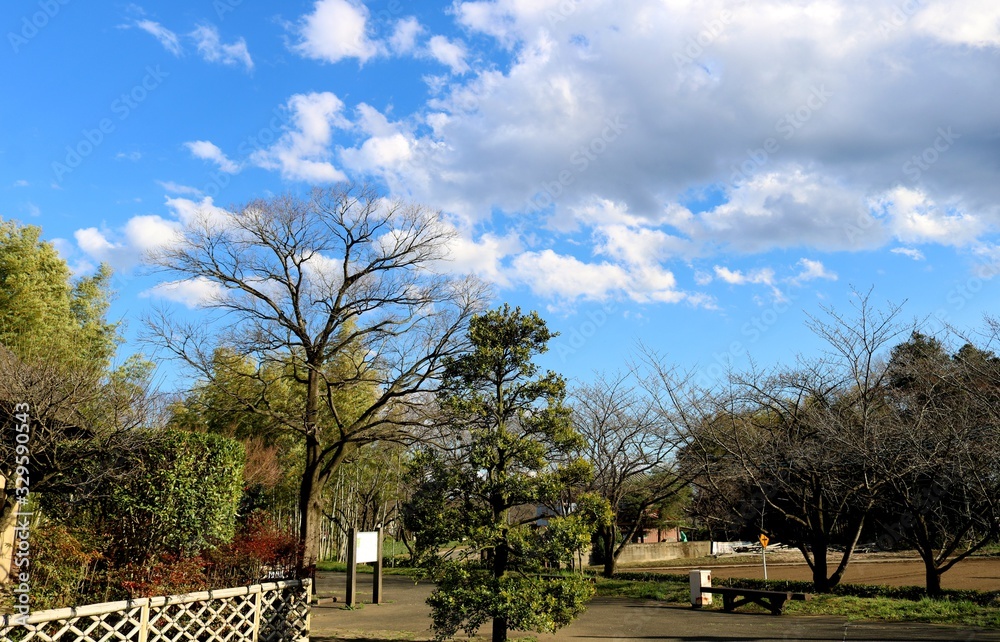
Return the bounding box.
[811,539,831,592]
[298,433,323,589]
[600,525,617,578]
[925,564,943,596]
[491,616,508,642]
[492,533,509,642]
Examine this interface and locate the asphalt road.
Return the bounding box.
[310,572,1000,642]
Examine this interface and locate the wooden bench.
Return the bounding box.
[698,587,810,615]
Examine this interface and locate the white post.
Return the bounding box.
[138,601,149,642]
[251,588,262,642]
[689,569,712,607]
[762,547,768,580]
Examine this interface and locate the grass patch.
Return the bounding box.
[595,577,689,602]
[315,560,421,577]
[785,594,1000,629]
[596,573,1000,629]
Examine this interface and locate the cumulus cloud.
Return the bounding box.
[74,215,182,270]
[293,0,379,64]
[144,277,228,309]
[872,187,987,246]
[250,92,349,182]
[190,24,253,71]
[184,140,241,174]
[427,35,469,74]
[509,249,686,304]
[390,17,423,54]
[330,0,1000,281]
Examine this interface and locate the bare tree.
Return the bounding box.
[0,347,153,579]
[685,291,911,591]
[145,185,489,578]
[876,332,1000,595]
[573,365,690,577]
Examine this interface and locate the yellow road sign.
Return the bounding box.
[759,534,769,548]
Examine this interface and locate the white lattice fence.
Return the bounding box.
[0,579,310,642]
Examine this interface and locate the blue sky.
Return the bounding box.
[3,0,1000,390]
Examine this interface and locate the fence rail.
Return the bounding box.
[0,579,310,642]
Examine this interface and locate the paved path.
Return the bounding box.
[311,573,1000,642]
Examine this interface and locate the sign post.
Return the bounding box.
[759,534,769,580]
[346,527,384,607]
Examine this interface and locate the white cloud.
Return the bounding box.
[509,249,685,304]
[293,0,379,64]
[329,0,1000,277]
[912,1,1000,48]
[713,266,775,286]
[164,196,233,229]
[427,35,469,74]
[157,181,203,196]
[115,151,142,162]
[891,247,925,261]
[251,92,349,183]
[872,187,986,246]
[390,17,423,54]
[443,230,522,286]
[185,140,241,174]
[790,258,838,284]
[136,19,182,56]
[190,24,253,71]
[144,277,228,309]
[74,215,181,270]
[13,180,28,187]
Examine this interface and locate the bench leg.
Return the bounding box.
[769,596,787,616]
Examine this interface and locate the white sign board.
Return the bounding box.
[356,531,379,563]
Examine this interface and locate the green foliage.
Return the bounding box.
[0,219,117,365]
[428,566,594,639]
[87,430,245,565]
[405,305,604,641]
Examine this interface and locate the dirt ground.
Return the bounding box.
[633,552,1000,591]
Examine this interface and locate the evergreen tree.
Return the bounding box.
[405,304,606,642]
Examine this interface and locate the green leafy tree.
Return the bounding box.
[404,305,604,642]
